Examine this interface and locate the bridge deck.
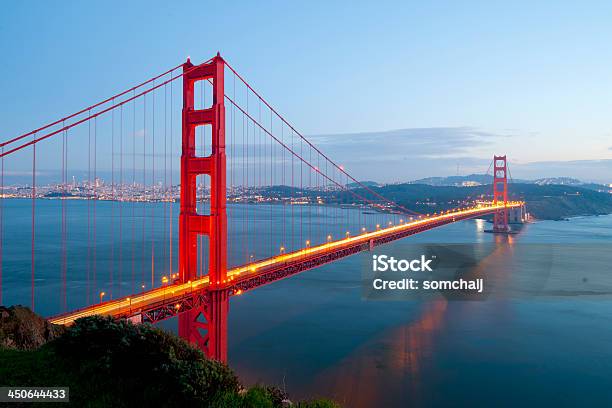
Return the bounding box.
[49,203,521,325]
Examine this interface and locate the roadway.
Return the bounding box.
[49,202,522,325]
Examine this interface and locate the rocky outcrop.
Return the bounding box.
[0,305,65,350]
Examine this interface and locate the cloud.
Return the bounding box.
[295,127,504,181]
[2,170,45,176]
[309,127,502,161]
[510,159,612,184]
[229,126,500,160]
[287,127,611,183]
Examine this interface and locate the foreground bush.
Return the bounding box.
[0,313,338,407]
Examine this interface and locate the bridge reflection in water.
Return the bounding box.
[307,242,518,407]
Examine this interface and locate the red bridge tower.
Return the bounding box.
[492,155,510,233]
[178,54,228,362]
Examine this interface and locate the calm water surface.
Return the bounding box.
[228,214,612,407]
[2,200,612,407]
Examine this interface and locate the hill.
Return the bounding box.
[0,306,338,408]
[345,183,612,220]
[346,181,380,188]
[410,174,495,186]
[257,182,612,220]
[409,174,609,192]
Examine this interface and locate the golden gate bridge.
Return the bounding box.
[0,54,523,362]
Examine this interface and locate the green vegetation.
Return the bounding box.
[0,305,65,350]
[0,308,339,408]
[261,181,612,220]
[347,183,612,220]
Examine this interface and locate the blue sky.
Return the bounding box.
[1,0,611,182]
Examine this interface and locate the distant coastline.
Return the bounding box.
[2,179,610,221]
